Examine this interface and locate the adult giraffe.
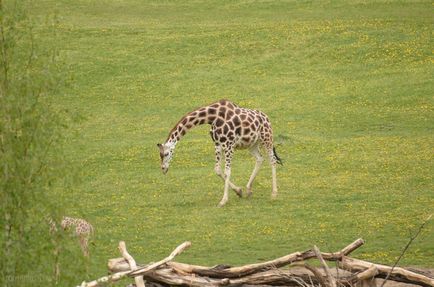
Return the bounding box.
[157,99,282,207]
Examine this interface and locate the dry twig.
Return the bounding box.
[380,214,432,287]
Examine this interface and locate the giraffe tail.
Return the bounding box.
[273,147,283,165]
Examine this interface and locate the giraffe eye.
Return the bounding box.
[164,153,169,157]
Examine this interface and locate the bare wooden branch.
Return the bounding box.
[108,257,130,273]
[345,264,378,286]
[79,241,190,287]
[336,238,365,258]
[355,265,378,281]
[118,241,145,287]
[129,241,191,276]
[313,245,336,287]
[381,214,432,287]
[303,264,329,287]
[340,256,434,287]
[77,270,131,287]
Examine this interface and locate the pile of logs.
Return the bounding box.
[78,238,434,287]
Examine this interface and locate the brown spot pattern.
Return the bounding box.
[165,99,275,160]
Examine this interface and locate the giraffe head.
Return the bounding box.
[157,142,175,174]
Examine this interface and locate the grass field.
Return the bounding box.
[33,0,433,281]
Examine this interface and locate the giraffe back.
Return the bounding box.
[61,216,94,236]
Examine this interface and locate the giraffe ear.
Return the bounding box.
[157,143,163,152]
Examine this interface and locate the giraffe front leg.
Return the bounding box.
[218,166,231,207]
[214,144,242,197]
[79,235,89,257]
[231,182,242,197]
[218,148,233,207]
[215,162,242,197]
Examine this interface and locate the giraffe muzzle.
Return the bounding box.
[162,167,168,174]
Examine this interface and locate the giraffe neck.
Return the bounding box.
[165,105,215,144]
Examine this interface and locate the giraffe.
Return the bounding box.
[157,99,282,207]
[49,216,94,257]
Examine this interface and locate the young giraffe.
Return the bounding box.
[158,99,282,207]
[49,216,94,257]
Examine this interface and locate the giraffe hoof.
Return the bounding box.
[218,201,227,208]
[271,193,277,199]
[235,188,243,198]
[246,188,252,198]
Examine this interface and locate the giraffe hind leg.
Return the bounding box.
[266,147,278,199]
[246,144,264,198]
[262,135,278,199]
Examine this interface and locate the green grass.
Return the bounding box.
[33,0,432,281]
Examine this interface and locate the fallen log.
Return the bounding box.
[224,269,321,286]
[166,238,365,279]
[142,267,229,287]
[80,238,434,287]
[141,266,326,287]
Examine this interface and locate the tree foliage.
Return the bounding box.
[0,1,82,286]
